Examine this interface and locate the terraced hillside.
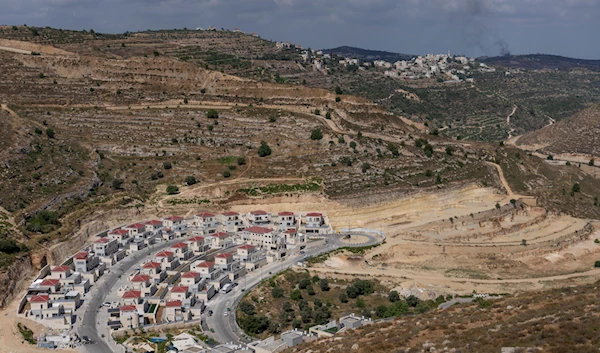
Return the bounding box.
[514,104,600,157]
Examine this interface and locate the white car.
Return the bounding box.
[224,312,228,317]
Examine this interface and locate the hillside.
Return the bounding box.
[321,46,414,62]
[480,54,600,71]
[515,104,600,156]
[287,280,600,353]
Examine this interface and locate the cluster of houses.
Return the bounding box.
[20,210,331,331]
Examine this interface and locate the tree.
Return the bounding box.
[375,305,388,318]
[240,302,256,316]
[306,286,315,296]
[445,146,455,155]
[339,293,348,303]
[112,178,124,190]
[183,98,189,104]
[290,289,303,301]
[572,183,581,193]
[258,141,272,157]
[282,301,293,312]
[310,129,323,140]
[335,86,343,95]
[406,295,420,307]
[356,297,366,309]
[590,159,595,166]
[185,176,197,185]
[335,96,341,102]
[349,141,357,149]
[354,280,374,295]
[312,275,320,283]
[45,128,55,138]
[166,185,179,195]
[314,306,331,325]
[425,170,433,177]
[239,316,270,334]
[325,111,331,120]
[223,170,231,178]
[424,144,434,158]
[314,109,321,115]
[319,279,330,291]
[346,285,360,299]
[521,239,527,246]
[298,278,311,289]
[595,261,600,268]
[361,163,371,173]
[291,318,302,329]
[237,157,246,165]
[206,109,219,119]
[388,290,400,303]
[34,128,42,135]
[163,162,172,170]
[272,287,284,298]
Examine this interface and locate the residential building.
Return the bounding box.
[156,250,180,271]
[192,212,218,235]
[121,290,143,306]
[208,232,232,249]
[170,286,189,301]
[49,265,72,279]
[171,242,193,261]
[277,212,296,231]
[242,226,280,250]
[221,212,244,232]
[94,237,119,257]
[145,220,163,233]
[190,261,221,280]
[215,252,239,272]
[119,305,141,329]
[180,272,201,286]
[73,252,99,273]
[237,244,256,262]
[130,274,157,297]
[187,236,209,255]
[164,300,188,322]
[124,223,146,238]
[163,216,184,229]
[141,261,166,283]
[108,229,130,245]
[248,210,270,224]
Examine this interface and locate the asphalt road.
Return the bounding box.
[204,233,382,345]
[79,238,187,353]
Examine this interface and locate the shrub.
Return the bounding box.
[339,293,348,303]
[312,275,320,283]
[45,128,55,138]
[445,146,455,155]
[335,86,343,95]
[590,159,595,166]
[240,302,256,316]
[112,178,124,190]
[572,183,581,193]
[0,239,24,254]
[319,279,330,291]
[237,157,246,166]
[595,261,600,268]
[185,176,197,185]
[307,286,315,296]
[258,141,272,157]
[269,116,277,123]
[163,162,172,170]
[206,109,219,119]
[335,96,341,102]
[166,185,179,195]
[314,306,331,325]
[310,129,323,140]
[406,295,420,307]
[223,170,231,178]
[34,128,42,135]
[272,287,284,298]
[325,112,331,119]
[425,170,433,177]
[314,109,321,115]
[424,144,434,158]
[239,316,270,334]
[389,290,400,302]
[290,289,303,301]
[298,278,311,289]
[361,163,371,173]
[349,141,357,149]
[25,210,60,233]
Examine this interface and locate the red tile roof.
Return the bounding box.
[188,236,205,242]
[306,212,323,217]
[122,290,142,299]
[156,250,174,257]
[250,210,268,215]
[245,226,272,234]
[222,211,239,216]
[40,278,60,286]
[147,220,163,226]
[171,242,188,249]
[196,212,215,218]
[30,294,49,303]
[216,253,233,258]
[211,232,229,238]
[131,274,151,283]
[73,252,88,260]
[238,244,256,250]
[142,262,161,269]
[52,265,71,272]
[278,211,294,216]
[109,229,128,235]
[95,238,110,243]
[284,229,297,234]
[126,223,146,229]
[195,262,214,268]
[181,272,199,278]
[171,286,188,293]
[165,300,182,307]
[120,305,137,312]
[164,216,184,221]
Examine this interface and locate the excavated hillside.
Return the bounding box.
[516,104,600,156]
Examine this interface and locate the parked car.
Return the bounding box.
[103,302,111,307]
[224,311,228,317]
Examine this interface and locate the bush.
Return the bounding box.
[150,171,164,180]
[572,183,581,193]
[166,185,179,195]
[112,178,124,190]
[406,295,420,307]
[240,302,256,316]
[163,162,172,170]
[445,146,455,155]
[272,287,284,298]
[239,316,270,334]
[335,96,341,102]
[314,109,320,115]
[290,289,303,301]
[0,239,24,254]
[237,157,246,166]
[25,210,60,233]
[298,278,311,289]
[34,128,42,135]
[425,170,433,177]
[258,141,272,157]
[335,86,343,95]
[594,261,600,268]
[361,163,371,173]
[590,159,595,166]
[424,144,434,158]
[314,306,331,325]
[223,170,231,178]
[206,109,219,119]
[325,112,331,119]
[339,293,348,303]
[310,129,323,140]
[319,278,330,291]
[307,286,315,296]
[185,176,197,185]
[45,128,55,138]
[389,290,400,302]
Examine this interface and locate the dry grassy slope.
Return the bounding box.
[516,104,600,156]
[287,280,600,353]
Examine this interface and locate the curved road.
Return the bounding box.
[204,233,382,345]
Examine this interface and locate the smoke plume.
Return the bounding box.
[455,0,511,56]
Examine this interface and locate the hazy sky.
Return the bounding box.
[1,0,599,59]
